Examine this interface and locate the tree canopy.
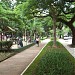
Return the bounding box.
[0,0,75,45]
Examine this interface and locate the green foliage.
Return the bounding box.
[14,3,24,16]
[0,2,15,15]
[73,21,75,27]
[0,41,13,50]
[50,37,54,40]
[0,0,12,9]
[0,0,75,46]
[24,41,75,75]
[34,41,75,75]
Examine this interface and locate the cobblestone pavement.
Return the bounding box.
[0,39,50,75]
[59,39,75,58]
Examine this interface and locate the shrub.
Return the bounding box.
[50,37,54,40]
[0,41,13,50]
[0,43,34,62]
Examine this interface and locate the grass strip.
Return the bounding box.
[23,42,48,75]
[23,41,75,75]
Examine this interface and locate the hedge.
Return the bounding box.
[0,41,13,50]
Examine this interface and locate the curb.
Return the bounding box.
[20,42,48,75]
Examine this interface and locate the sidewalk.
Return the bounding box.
[0,39,50,75]
[59,39,75,58]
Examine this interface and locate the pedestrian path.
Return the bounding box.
[0,39,50,75]
[59,39,75,58]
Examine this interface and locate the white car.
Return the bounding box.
[68,36,72,39]
[64,36,69,40]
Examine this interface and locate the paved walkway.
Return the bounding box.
[0,39,50,75]
[59,39,75,58]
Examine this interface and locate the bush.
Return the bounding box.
[0,43,34,62]
[0,41,13,50]
[50,37,54,40]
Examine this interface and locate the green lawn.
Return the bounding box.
[23,41,75,75]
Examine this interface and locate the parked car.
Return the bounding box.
[64,36,69,40]
[68,36,72,39]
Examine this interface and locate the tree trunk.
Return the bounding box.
[24,29,26,41]
[72,29,75,45]
[25,29,27,45]
[53,24,56,47]
[67,23,75,46]
[68,25,75,45]
[0,32,2,50]
[53,18,57,47]
[58,15,75,45]
[34,32,36,40]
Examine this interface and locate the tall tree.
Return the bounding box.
[57,0,75,45]
[24,0,75,46]
[22,0,59,46]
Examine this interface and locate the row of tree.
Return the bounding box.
[24,0,75,46]
[0,0,75,46]
[0,0,51,42]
